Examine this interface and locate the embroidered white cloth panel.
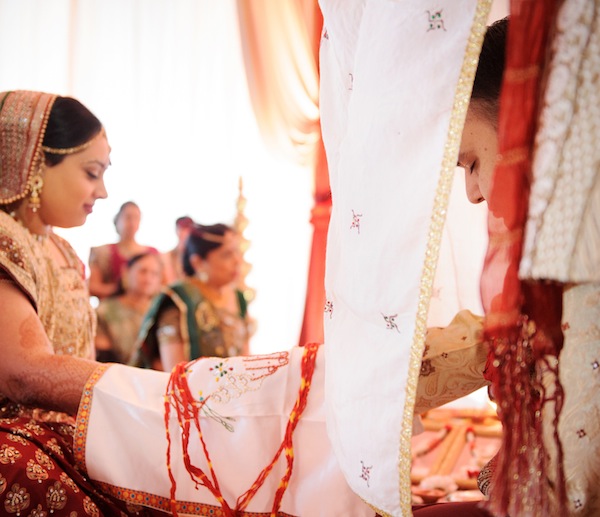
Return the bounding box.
[319,1,485,515]
[80,352,373,516]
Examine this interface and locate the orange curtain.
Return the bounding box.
[236,1,328,346]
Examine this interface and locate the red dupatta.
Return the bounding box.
[480,1,567,515]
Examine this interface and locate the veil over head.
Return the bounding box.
[0,90,57,206]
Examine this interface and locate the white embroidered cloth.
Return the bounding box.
[319,1,489,515]
[77,348,373,516]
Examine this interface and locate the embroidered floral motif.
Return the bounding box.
[382,313,400,333]
[561,321,570,331]
[4,483,31,514]
[0,235,26,269]
[83,495,99,516]
[45,438,64,457]
[210,374,255,404]
[12,427,32,439]
[359,461,372,487]
[35,449,54,470]
[24,421,45,436]
[426,9,446,31]
[577,429,587,438]
[26,458,49,483]
[27,504,47,517]
[574,499,583,509]
[324,299,333,319]
[350,209,362,233]
[322,27,329,40]
[420,359,436,377]
[0,443,21,464]
[60,472,80,493]
[46,481,67,513]
[592,360,599,370]
[0,474,6,495]
[209,361,233,382]
[6,433,28,446]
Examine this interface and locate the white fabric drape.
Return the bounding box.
[319,1,491,514]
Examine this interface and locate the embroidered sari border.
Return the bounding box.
[73,363,111,472]
[95,480,298,517]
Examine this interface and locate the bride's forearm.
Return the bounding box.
[0,281,100,416]
[3,354,99,416]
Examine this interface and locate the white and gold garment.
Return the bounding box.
[519,1,600,515]
[77,345,374,516]
[0,210,95,361]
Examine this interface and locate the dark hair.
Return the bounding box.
[127,250,160,269]
[182,223,232,277]
[43,96,103,166]
[175,216,194,230]
[113,201,140,228]
[113,250,161,296]
[471,16,508,123]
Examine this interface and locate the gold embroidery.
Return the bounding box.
[26,458,49,483]
[0,212,95,364]
[0,443,22,464]
[60,472,80,493]
[24,421,45,436]
[46,481,67,512]
[4,483,31,514]
[83,496,100,516]
[6,433,28,446]
[45,438,64,457]
[35,449,55,470]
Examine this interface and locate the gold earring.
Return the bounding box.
[28,173,44,212]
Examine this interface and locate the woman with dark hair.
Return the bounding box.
[95,251,163,364]
[134,223,253,371]
[161,215,195,284]
[88,200,159,299]
[0,91,159,514]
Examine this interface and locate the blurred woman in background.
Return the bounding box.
[95,251,163,364]
[134,223,253,371]
[88,200,159,299]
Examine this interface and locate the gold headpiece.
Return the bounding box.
[41,127,106,155]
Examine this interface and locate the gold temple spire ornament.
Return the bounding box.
[234,176,255,304]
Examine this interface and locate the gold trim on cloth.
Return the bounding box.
[397,2,492,515]
[73,363,111,472]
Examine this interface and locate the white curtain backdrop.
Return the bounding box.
[0,0,314,354]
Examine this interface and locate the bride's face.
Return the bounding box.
[40,133,110,228]
[457,102,498,204]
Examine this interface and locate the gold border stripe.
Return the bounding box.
[73,363,111,472]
